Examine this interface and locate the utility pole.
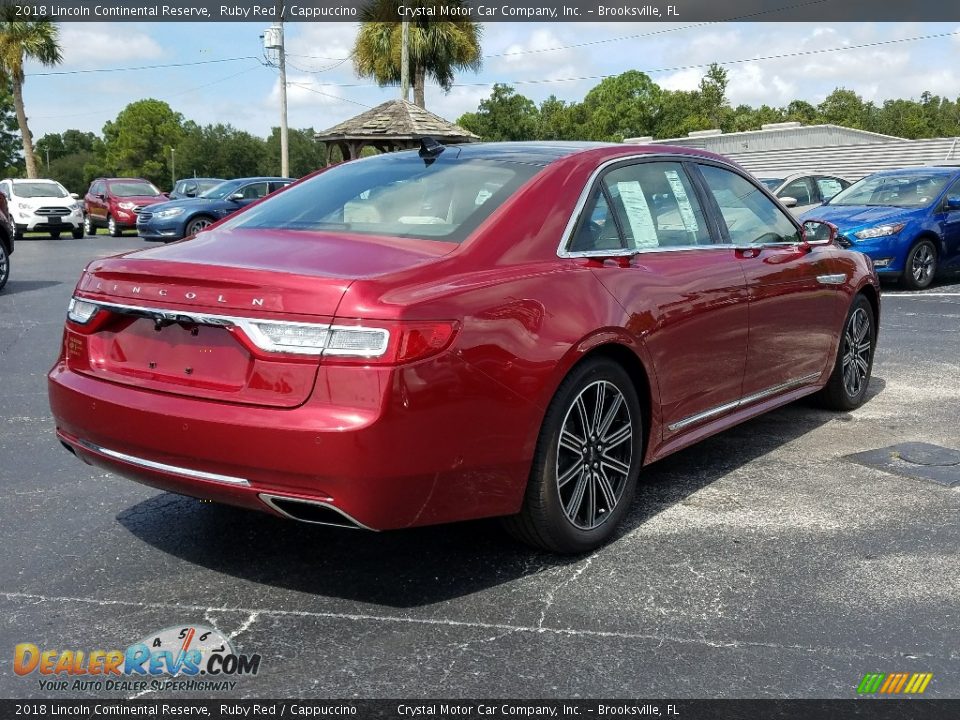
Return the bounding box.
[170,148,176,188]
[275,0,289,177]
[400,20,410,102]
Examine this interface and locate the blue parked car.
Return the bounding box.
[800,166,960,289]
[137,177,293,242]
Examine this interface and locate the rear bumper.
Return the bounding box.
[48,357,537,530]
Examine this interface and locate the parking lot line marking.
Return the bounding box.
[885,292,960,297]
[0,590,945,662]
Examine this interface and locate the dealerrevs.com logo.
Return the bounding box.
[14,625,261,693]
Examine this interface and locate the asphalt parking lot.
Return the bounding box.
[1,235,959,699]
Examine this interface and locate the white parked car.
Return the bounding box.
[757,172,851,216]
[0,178,85,239]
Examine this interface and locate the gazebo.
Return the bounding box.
[314,99,479,163]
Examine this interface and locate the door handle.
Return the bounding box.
[735,247,760,259]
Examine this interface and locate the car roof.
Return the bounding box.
[221,176,293,182]
[871,166,960,176]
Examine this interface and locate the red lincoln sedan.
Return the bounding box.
[49,143,879,553]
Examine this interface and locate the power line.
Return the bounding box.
[27,56,260,77]
[281,28,960,89]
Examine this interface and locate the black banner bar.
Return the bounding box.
[3,700,960,719]
[1,0,959,22]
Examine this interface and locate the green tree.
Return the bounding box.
[0,80,21,173]
[457,84,538,141]
[262,127,324,177]
[0,11,62,178]
[102,99,183,187]
[698,63,730,129]
[354,0,482,108]
[175,122,267,180]
[580,71,662,141]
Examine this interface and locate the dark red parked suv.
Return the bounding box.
[83,178,168,237]
[50,143,880,553]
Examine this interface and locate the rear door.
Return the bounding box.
[936,177,960,270]
[567,159,749,434]
[696,163,843,401]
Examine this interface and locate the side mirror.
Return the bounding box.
[228,192,245,202]
[779,196,798,208]
[945,195,960,211]
[801,219,838,249]
[96,193,105,201]
[70,192,79,200]
[185,189,197,198]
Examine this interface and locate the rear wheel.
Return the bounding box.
[503,357,643,553]
[84,215,95,236]
[816,294,876,411]
[901,239,937,290]
[107,214,121,237]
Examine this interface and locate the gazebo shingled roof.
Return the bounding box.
[314,99,479,161]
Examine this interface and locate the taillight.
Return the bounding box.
[325,320,458,365]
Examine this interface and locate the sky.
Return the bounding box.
[22,20,960,142]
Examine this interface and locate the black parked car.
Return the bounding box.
[0,191,14,292]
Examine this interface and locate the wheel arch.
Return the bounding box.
[857,281,880,334]
[911,230,943,259]
[556,341,659,463]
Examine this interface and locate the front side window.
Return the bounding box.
[779,177,814,206]
[237,182,269,200]
[698,164,801,246]
[225,155,540,244]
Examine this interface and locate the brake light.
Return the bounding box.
[326,320,458,365]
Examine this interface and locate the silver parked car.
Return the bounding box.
[757,172,851,216]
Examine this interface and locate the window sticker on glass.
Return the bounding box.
[613,180,658,248]
[664,170,700,232]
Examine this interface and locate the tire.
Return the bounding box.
[502,357,643,554]
[84,215,96,236]
[49,229,61,239]
[901,239,937,290]
[13,227,23,241]
[185,215,215,237]
[0,241,9,292]
[107,214,121,237]
[71,226,84,240]
[816,293,876,411]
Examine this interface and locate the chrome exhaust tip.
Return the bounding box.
[258,493,373,531]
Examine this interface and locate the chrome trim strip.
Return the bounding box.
[258,493,374,531]
[666,400,740,433]
[75,439,251,486]
[71,298,390,358]
[667,372,822,432]
[816,273,847,285]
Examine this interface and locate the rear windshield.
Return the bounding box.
[224,154,541,243]
[13,182,68,198]
[109,181,162,197]
[828,172,951,208]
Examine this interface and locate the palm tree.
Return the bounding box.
[354,0,481,109]
[0,12,62,178]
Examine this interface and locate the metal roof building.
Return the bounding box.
[626,123,960,181]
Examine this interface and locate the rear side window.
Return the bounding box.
[816,176,845,201]
[698,164,801,246]
[226,155,540,244]
[569,162,711,253]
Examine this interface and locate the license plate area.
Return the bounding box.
[92,318,251,391]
